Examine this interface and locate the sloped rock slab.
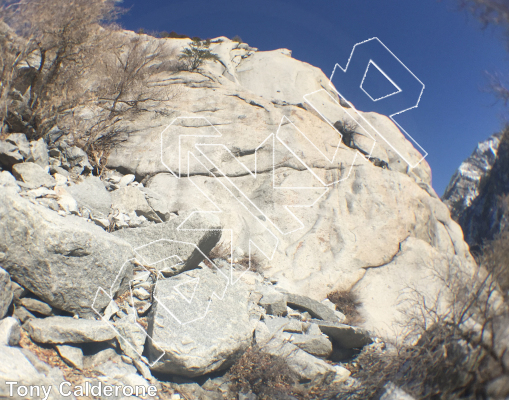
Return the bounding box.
[0,191,133,316]
[147,267,253,377]
[113,212,221,275]
[12,162,55,187]
[26,316,116,344]
[310,320,372,349]
[0,345,75,399]
[283,292,339,322]
[66,176,112,217]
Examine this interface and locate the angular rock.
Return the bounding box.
[119,174,136,187]
[0,267,12,318]
[381,383,417,400]
[84,348,121,369]
[111,186,160,222]
[54,186,79,214]
[288,333,332,358]
[28,138,49,168]
[0,191,133,316]
[147,267,253,376]
[13,305,35,323]
[0,140,24,168]
[0,345,74,400]
[66,176,112,218]
[262,335,336,384]
[114,316,147,359]
[63,146,91,172]
[0,317,21,346]
[0,171,20,193]
[5,133,30,158]
[141,186,174,221]
[283,293,340,322]
[310,320,372,349]
[26,316,116,344]
[258,288,287,316]
[12,162,56,187]
[113,212,222,275]
[56,344,84,369]
[20,297,53,316]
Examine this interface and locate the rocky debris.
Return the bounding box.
[19,297,53,316]
[66,175,112,217]
[0,170,20,193]
[0,317,21,346]
[141,186,176,222]
[0,345,74,400]
[26,316,117,344]
[0,267,13,318]
[310,320,372,349]
[13,305,35,323]
[27,138,49,168]
[56,344,84,369]
[111,185,160,222]
[113,212,222,275]
[0,138,25,168]
[54,186,79,215]
[12,161,56,187]
[147,267,253,377]
[61,146,92,175]
[0,190,134,316]
[257,286,287,316]
[283,292,341,322]
[284,332,333,358]
[114,316,147,360]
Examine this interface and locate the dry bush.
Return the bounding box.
[337,240,509,399]
[227,346,300,399]
[327,289,363,325]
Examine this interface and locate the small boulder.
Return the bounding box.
[111,186,159,222]
[310,320,372,349]
[12,162,56,188]
[0,317,21,346]
[283,292,340,322]
[147,267,253,377]
[66,176,111,217]
[26,316,116,344]
[0,140,24,168]
[19,297,53,316]
[287,333,332,358]
[0,267,13,318]
[56,344,84,369]
[28,138,49,168]
[258,287,287,316]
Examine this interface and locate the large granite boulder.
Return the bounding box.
[147,267,254,376]
[0,190,133,317]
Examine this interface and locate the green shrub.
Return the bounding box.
[178,38,220,71]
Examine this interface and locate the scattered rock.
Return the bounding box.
[147,267,253,377]
[113,212,222,275]
[0,191,133,316]
[0,345,74,400]
[0,317,21,346]
[0,171,20,193]
[20,297,53,316]
[283,292,340,322]
[119,174,136,187]
[0,140,24,168]
[26,316,117,344]
[288,333,333,358]
[114,316,147,359]
[66,176,112,217]
[111,186,160,222]
[56,344,84,369]
[310,320,372,349]
[12,162,56,187]
[83,348,120,369]
[13,305,35,323]
[258,287,287,316]
[380,382,417,400]
[0,267,12,318]
[28,138,49,168]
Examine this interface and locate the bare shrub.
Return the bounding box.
[327,289,363,325]
[227,346,299,399]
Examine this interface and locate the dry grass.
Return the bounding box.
[327,289,363,325]
[227,345,300,399]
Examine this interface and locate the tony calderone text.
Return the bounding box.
[5,381,158,399]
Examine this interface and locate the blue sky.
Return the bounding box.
[118,0,508,196]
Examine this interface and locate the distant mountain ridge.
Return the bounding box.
[442,127,509,250]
